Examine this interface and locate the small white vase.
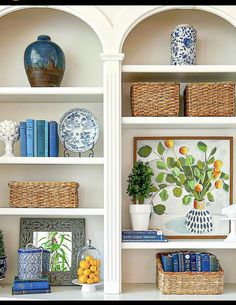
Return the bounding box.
[129,204,152,231]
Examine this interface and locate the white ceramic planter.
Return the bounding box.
[129,204,152,230]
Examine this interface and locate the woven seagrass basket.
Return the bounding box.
[184,82,235,116]
[8,181,79,208]
[130,82,180,116]
[156,252,224,295]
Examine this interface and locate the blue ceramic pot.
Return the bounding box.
[171,24,197,65]
[24,35,66,87]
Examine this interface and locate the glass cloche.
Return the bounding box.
[77,239,101,285]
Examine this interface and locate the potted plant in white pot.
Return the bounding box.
[127,160,157,230]
[0,229,7,279]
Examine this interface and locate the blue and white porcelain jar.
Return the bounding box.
[18,244,50,280]
[171,24,197,65]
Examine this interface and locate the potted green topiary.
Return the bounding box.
[127,160,157,230]
[0,229,7,279]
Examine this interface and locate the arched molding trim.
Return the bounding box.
[113,5,236,53]
[0,5,112,52]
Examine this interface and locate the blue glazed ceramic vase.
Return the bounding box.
[171,24,197,65]
[24,35,66,87]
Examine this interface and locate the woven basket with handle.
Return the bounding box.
[184,82,235,116]
[130,82,180,116]
[8,181,79,208]
[156,252,224,295]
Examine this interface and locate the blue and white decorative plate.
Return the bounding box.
[58,108,100,153]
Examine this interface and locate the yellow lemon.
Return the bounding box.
[80,260,90,269]
[93,276,100,283]
[77,268,84,276]
[165,140,174,149]
[215,180,223,189]
[95,270,100,275]
[83,268,91,276]
[179,146,188,155]
[90,265,97,272]
[95,259,100,267]
[194,184,203,193]
[89,272,95,279]
[213,168,221,179]
[85,255,94,262]
[89,259,96,266]
[214,160,223,169]
[87,278,94,284]
[79,275,88,284]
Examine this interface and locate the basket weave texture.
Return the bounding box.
[130,82,180,116]
[8,181,79,208]
[156,252,224,295]
[184,82,235,116]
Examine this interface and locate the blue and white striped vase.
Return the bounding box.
[171,24,197,65]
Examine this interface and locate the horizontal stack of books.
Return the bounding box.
[12,275,51,295]
[20,119,59,157]
[122,230,168,242]
[160,251,220,272]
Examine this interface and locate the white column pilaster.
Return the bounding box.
[101,53,124,294]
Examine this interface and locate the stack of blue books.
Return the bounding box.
[160,251,220,272]
[12,275,51,295]
[122,230,168,242]
[19,119,59,157]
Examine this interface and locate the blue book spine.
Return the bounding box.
[161,254,173,272]
[45,121,49,157]
[122,234,167,241]
[26,119,34,157]
[37,120,45,157]
[172,253,179,272]
[19,122,27,157]
[184,252,191,271]
[122,230,162,235]
[196,252,202,271]
[178,252,184,272]
[12,287,51,295]
[190,252,197,272]
[49,121,59,157]
[201,253,210,271]
[34,120,37,157]
[13,280,49,291]
[209,255,220,272]
[14,275,49,283]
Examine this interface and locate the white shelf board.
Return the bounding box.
[0,157,104,165]
[122,65,236,82]
[0,87,103,103]
[122,117,236,129]
[121,283,236,301]
[122,239,236,249]
[0,283,236,300]
[0,208,104,216]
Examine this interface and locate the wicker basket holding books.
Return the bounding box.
[130,82,180,117]
[8,181,79,208]
[156,252,224,295]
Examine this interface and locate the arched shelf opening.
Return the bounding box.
[122,9,236,65]
[0,7,103,87]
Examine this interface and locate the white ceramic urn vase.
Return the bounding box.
[129,204,152,231]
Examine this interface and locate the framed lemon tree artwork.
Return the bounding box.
[134,137,233,238]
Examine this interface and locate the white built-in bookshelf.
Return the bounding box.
[1,4,236,301]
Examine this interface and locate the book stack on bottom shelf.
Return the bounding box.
[12,275,51,295]
[122,230,168,242]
